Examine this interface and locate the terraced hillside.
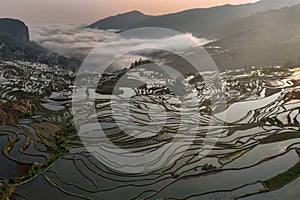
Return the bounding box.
[2,60,300,199]
[0,60,74,198]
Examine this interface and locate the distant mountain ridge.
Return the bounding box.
[89,10,152,30]
[0,18,30,41]
[88,0,300,39]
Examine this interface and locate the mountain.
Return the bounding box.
[89,10,153,30]
[0,18,80,70]
[0,18,30,41]
[205,4,300,70]
[0,31,46,60]
[88,0,300,39]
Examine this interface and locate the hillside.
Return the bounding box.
[205,4,300,70]
[88,0,300,39]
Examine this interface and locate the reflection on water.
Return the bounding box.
[57,65,300,199]
[2,61,300,199]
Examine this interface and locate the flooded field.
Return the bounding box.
[1,60,300,199]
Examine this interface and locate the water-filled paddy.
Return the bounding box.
[1,61,300,199]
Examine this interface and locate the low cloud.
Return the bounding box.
[30,25,116,59]
[83,32,211,72]
[30,26,210,72]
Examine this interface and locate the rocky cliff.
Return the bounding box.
[0,18,30,41]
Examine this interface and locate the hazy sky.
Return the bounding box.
[0,0,258,27]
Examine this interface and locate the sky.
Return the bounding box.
[0,0,258,27]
